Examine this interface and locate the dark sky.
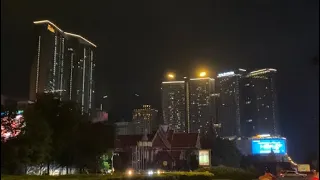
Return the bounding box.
[1,0,319,162]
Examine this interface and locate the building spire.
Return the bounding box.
[142,129,148,141]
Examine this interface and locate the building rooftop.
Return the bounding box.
[33,20,97,47]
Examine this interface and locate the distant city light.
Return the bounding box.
[247,68,277,77]
[217,71,235,78]
[257,134,271,137]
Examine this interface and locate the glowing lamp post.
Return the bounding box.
[199,71,207,77]
[167,73,175,80]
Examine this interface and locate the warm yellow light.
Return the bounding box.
[47,24,55,33]
[167,73,175,79]
[126,169,133,176]
[199,72,207,77]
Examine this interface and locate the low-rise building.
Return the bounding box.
[114,125,201,171]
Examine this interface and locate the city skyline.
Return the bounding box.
[2,0,318,162]
[161,69,278,138]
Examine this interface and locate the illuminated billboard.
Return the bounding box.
[251,138,286,155]
[199,150,211,166]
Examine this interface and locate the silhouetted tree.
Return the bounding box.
[1,93,115,175]
[201,124,241,167]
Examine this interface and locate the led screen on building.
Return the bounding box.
[199,150,211,166]
[251,139,286,155]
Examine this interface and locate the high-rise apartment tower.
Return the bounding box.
[30,20,96,113]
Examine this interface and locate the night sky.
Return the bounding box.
[1,0,319,162]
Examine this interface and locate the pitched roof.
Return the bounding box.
[115,127,200,149]
[116,134,155,148]
[166,130,174,143]
[171,133,199,148]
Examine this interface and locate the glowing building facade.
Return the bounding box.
[216,69,246,138]
[161,81,187,132]
[188,77,215,134]
[132,105,158,135]
[64,32,96,113]
[242,68,278,136]
[30,20,96,113]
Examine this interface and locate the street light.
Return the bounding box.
[199,71,207,77]
[167,73,175,79]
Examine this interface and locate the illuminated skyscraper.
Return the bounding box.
[132,105,158,134]
[188,77,215,134]
[64,32,96,113]
[242,68,278,136]
[30,21,67,101]
[161,81,187,132]
[216,69,247,138]
[30,20,96,113]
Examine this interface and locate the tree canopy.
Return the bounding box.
[1,93,115,175]
[201,125,242,168]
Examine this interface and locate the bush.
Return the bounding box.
[196,166,259,180]
[1,172,214,180]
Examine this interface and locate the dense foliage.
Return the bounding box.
[1,93,115,175]
[200,123,242,167]
[196,166,258,180]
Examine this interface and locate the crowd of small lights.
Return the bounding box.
[1,112,25,142]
